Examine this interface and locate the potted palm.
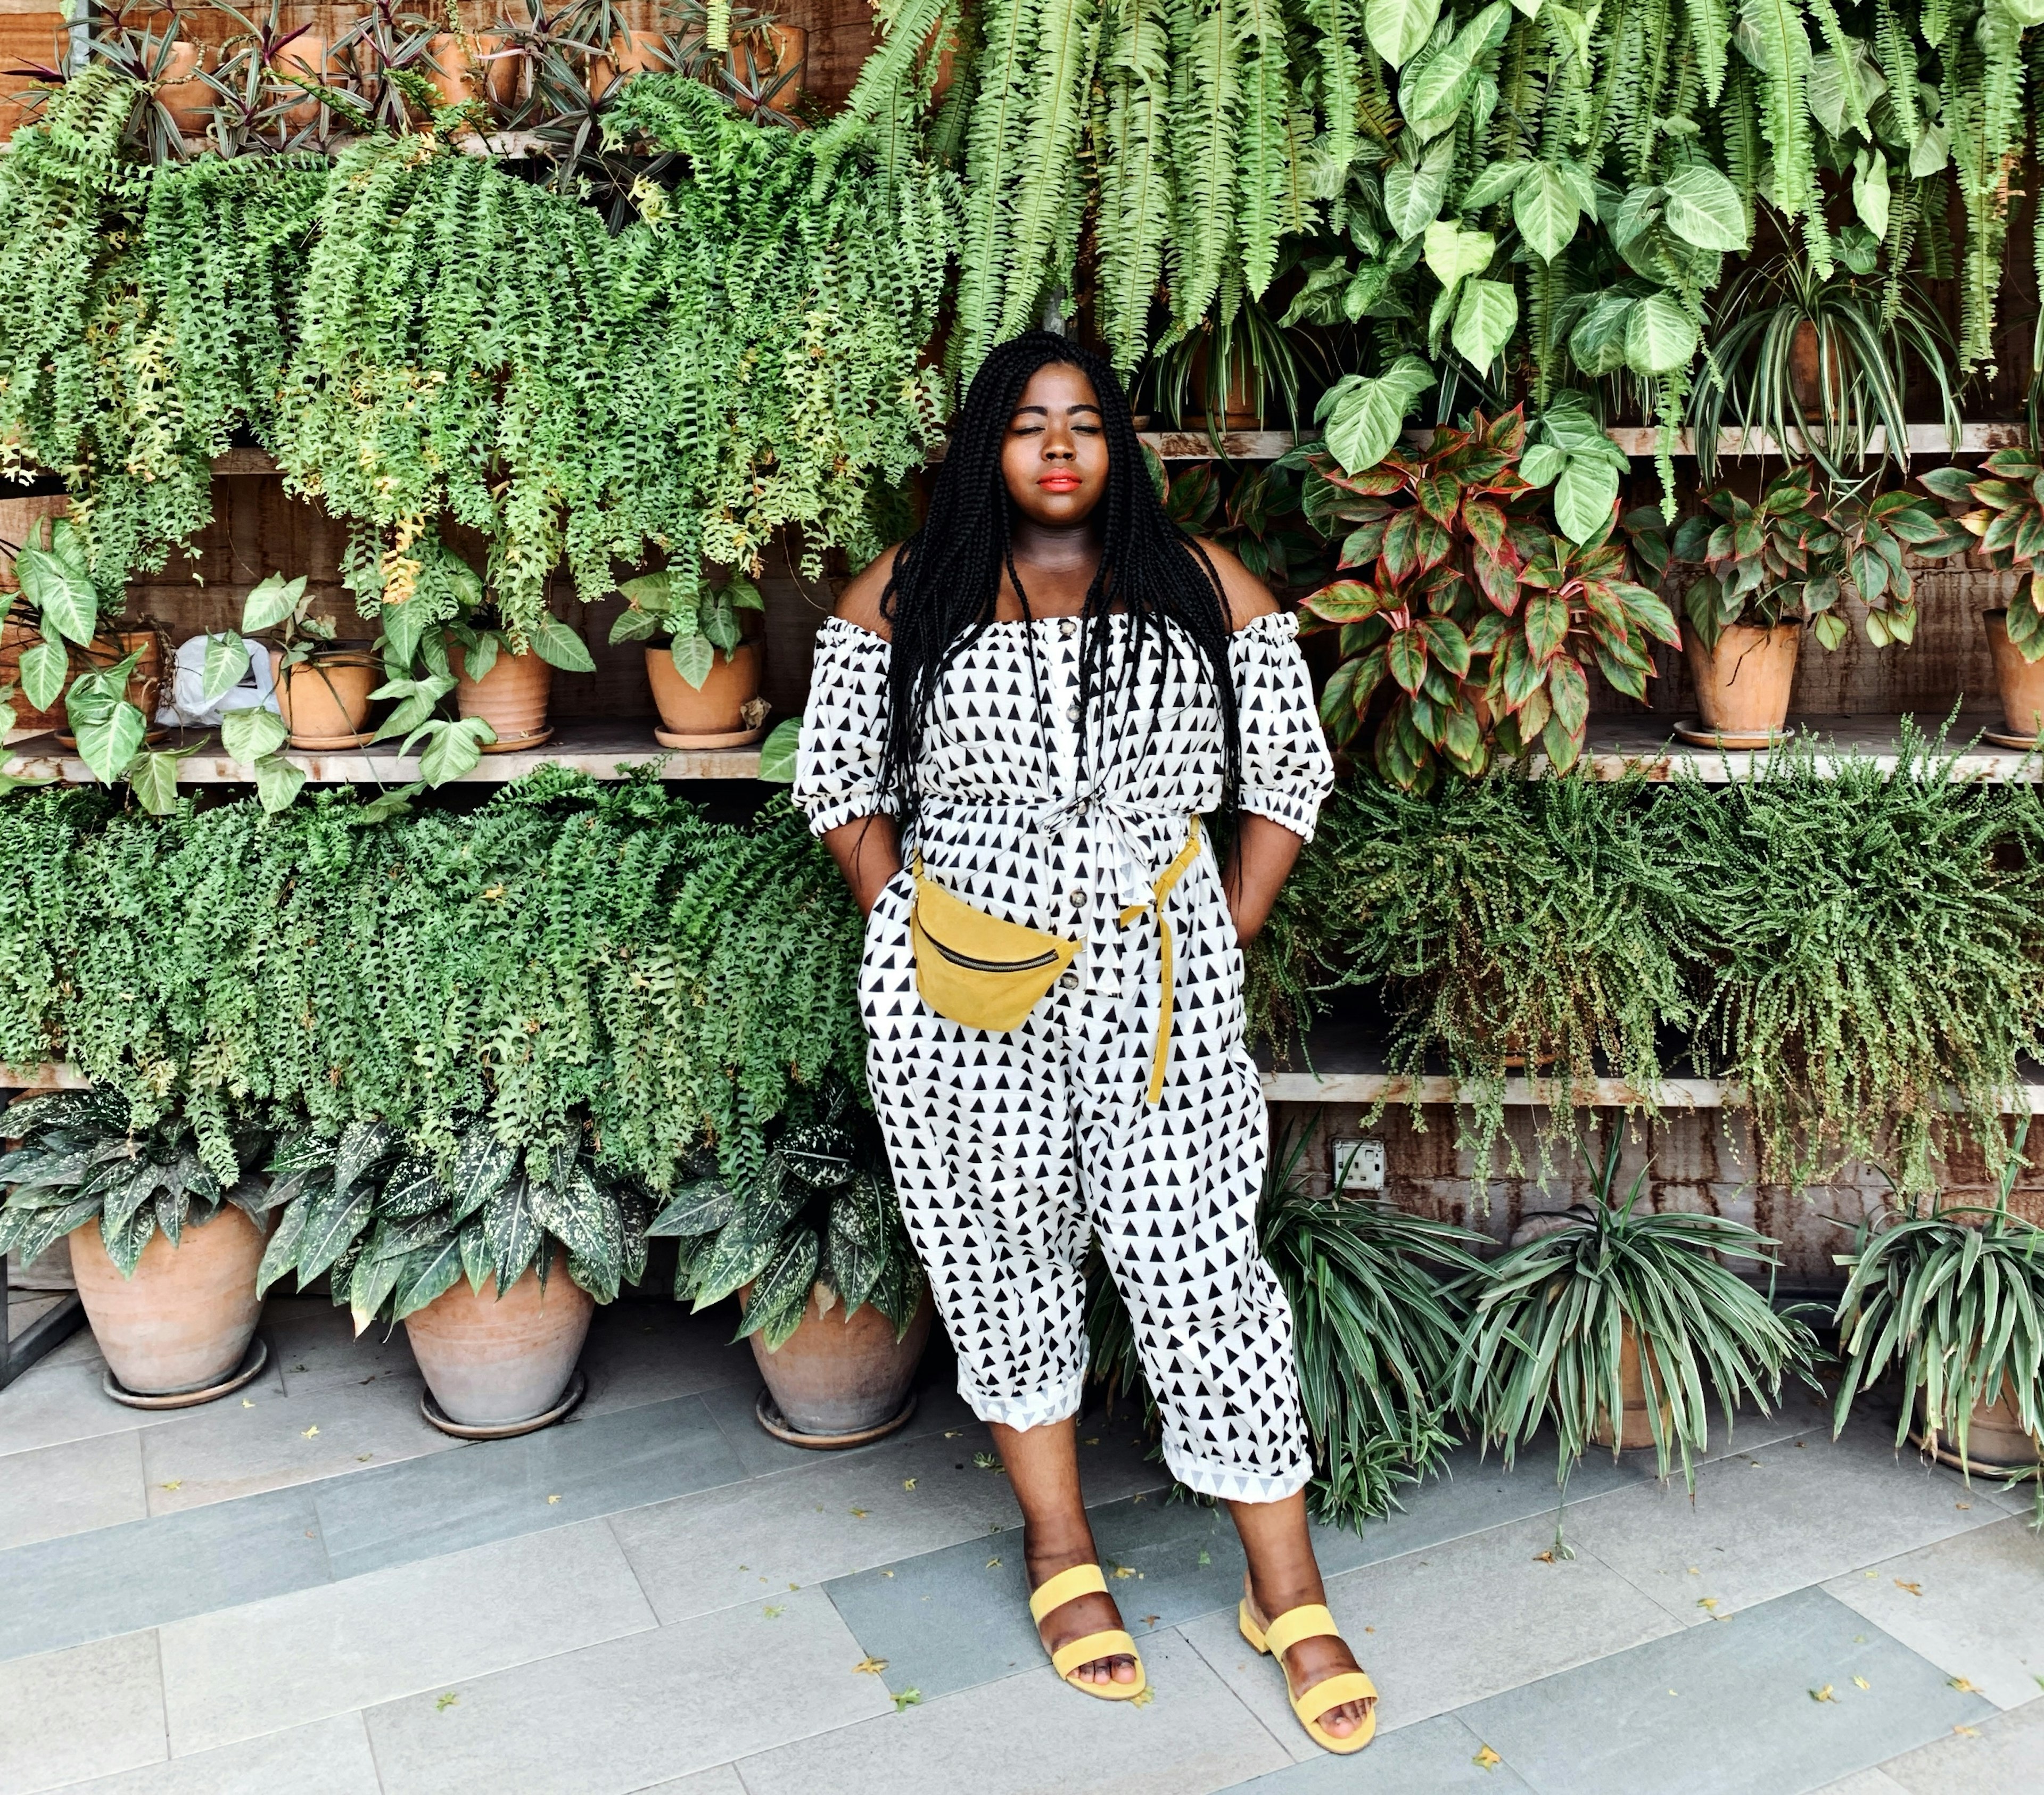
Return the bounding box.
[0,1090,274,1404]
[1919,449,2044,747]
[256,1112,649,1436]
[654,1081,930,1447]
[612,567,769,747]
[1832,1132,2044,1478]
[1455,1130,1820,1489]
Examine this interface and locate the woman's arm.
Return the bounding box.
[822,814,903,917]
[1223,813,1304,946]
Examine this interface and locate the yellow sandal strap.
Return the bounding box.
[1295,1670,1378,1724]
[1265,1603,1341,1660]
[1029,1563,1108,1623]
[1051,1628,1139,1679]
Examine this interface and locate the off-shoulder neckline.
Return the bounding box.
[820,610,1294,644]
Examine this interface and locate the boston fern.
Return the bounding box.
[257,1112,651,1330]
[0,1089,271,1276]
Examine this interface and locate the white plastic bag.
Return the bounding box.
[158,634,278,729]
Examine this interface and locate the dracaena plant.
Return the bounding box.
[652,1078,924,1349]
[611,566,764,692]
[257,1111,651,1332]
[1648,468,1969,655]
[0,1088,272,1276]
[1919,449,2044,661]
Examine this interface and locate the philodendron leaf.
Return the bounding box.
[1659,163,1748,252]
[1851,148,1890,239]
[403,716,496,787]
[1554,456,1622,544]
[1363,0,1441,67]
[1383,134,1457,238]
[15,534,97,646]
[221,705,288,766]
[1458,160,1530,210]
[254,754,306,814]
[1512,162,1579,261]
[608,606,664,645]
[198,633,252,707]
[127,749,182,815]
[1623,292,1700,375]
[19,638,68,713]
[1423,220,1494,288]
[529,615,596,672]
[1568,292,1636,376]
[1452,277,1518,369]
[241,573,307,634]
[1320,356,1435,474]
[669,631,716,690]
[69,691,146,785]
[757,716,801,783]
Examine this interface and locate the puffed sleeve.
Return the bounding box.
[1230,610,1335,842]
[792,616,898,836]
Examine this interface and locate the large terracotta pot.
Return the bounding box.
[749,1283,933,1437]
[733,23,805,109]
[1983,610,2044,741]
[403,1263,595,1427]
[270,648,377,747]
[1920,1378,2044,1473]
[272,30,327,128]
[69,1205,266,1396]
[1593,1323,1669,1452]
[453,640,551,748]
[646,639,763,740]
[1685,621,1800,738]
[158,41,212,136]
[1186,338,1263,429]
[425,32,481,107]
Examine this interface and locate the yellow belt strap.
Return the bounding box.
[1118,817,1204,1107]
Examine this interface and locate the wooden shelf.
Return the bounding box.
[1,722,764,785]
[1571,713,2039,783]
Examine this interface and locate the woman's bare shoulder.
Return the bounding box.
[1188,535,1279,631]
[833,544,905,641]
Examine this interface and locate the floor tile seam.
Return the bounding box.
[1175,1617,1337,1761]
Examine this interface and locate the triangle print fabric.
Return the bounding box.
[794,609,1334,1500]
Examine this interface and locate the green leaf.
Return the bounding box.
[649,1174,739,1237]
[19,639,67,713]
[222,706,288,765]
[1512,162,1579,262]
[128,750,182,815]
[1459,160,1529,210]
[1659,164,1748,252]
[1402,2,1510,137]
[669,632,716,691]
[68,689,146,785]
[484,1176,541,1294]
[1568,293,1636,377]
[254,753,306,814]
[735,1225,820,1342]
[1523,589,1570,660]
[388,1235,465,1323]
[457,631,500,683]
[296,1182,374,1285]
[336,1120,394,1198]
[1452,278,1518,369]
[350,1243,407,1334]
[199,633,252,707]
[1623,293,1700,375]
[528,616,596,673]
[699,592,741,655]
[1554,457,1621,544]
[405,717,495,787]
[16,536,97,647]
[242,574,307,634]
[1851,148,1890,239]
[1383,135,1456,238]
[1321,358,1433,474]
[691,1215,783,1310]
[608,606,664,645]
[451,1125,517,1221]
[1423,221,1494,288]
[1364,0,1441,67]
[757,716,801,783]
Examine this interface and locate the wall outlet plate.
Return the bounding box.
[1331,1138,1386,1192]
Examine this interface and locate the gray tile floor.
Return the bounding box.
[1,1295,2039,1795]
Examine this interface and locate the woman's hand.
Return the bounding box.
[822,814,904,917]
[1223,812,1306,947]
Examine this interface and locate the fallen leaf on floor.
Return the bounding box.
[789,1583,800,1591]
[435,1693,458,1712]
[902,1478,917,1490]
[1142,1615,1160,1626]
[1197,1549,1211,1567]
[1531,1550,1555,1564]
[1687,1567,1700,1576]
[1864,1571,1879,1579]
[893,1689,922,1711]
[850,1508,867,1518]
[884,1570,895,1578]
[356,1453,373,1463]
[1853,1677,1870,1690]
[241,1399,254,1408]
[763,1605,784,1618]
[1896,1580,1923,1597]
[546,1494,560,1504]
[159,1480,182,1492]
[1948,1677,1977,1693]
[1954,1725,1979,1738]
[1132,1494,1145,1504]
[944,1430,961,1438]
[1667,1689,1677,1697]
[986,1558,1001,1569]
[1130,1687,1154,1707]
[1112,1565,1135,1579]
[1365,1626,1375,1635]
[1083,1437,1099,1445]
[1472,1745,1501,1769]
[853,1657,888,1675]
[972,1452,1003,1473]
[1809,1686,1835,1703]
[1956,1502,1972,1510]
[1696,1598,1719,1612]
[302,1425,319,1438]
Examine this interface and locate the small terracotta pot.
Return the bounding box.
[1787,318,1844,424]
[646,639,762,739]
[272,30,327,128]
[733,22,804,109]
[69,1204,267,1396]
[270,648,377,747]
[1927,1380,2044,1473]
[748,1282,933,1437]
[1685,621,1800,737]
[1593,1322,1670,1453]
[922,14,958,103]
[1186,339,1263,430]
[453,638,551,746]
[158,41,212,135]
[403,1263,595,1427]
[591,28,666,88]
[424,32,481,107]
[1983,610,2044,741]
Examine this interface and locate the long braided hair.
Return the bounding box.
[875,333,1242,830]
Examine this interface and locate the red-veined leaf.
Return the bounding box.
[1523,590,1570,661]
[1387,625,1430,695]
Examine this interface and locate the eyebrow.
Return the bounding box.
[1011,403,1105,418]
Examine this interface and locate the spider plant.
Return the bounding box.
[1454,1128,1820,1492]
[1143,285,1309,450]
[1831,1121,2044,1479]
[1689,250,1960,491]
[1087,1120,1487,1528]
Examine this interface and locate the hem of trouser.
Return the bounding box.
[957,1368,1086,1432]
[1164,1444,1315,1504]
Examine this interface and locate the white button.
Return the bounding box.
[1059,970,1081,990]
[1059,618,1077,639]
[1065,702,1079,722]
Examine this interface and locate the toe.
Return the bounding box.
[1112,1655,1138,1683]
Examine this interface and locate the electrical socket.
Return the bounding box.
[1331,1138,1386,1192]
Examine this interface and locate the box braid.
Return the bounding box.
[875,332,1242,835]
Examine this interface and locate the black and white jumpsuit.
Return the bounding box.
[793,609,1335,1502]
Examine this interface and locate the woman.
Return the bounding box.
[793,333,1374,1753]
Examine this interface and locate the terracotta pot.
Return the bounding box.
[591,28,666,89]
[748,1282,933,1437]
[403,1263,595,1427]
[272,30,327,128]
[1787,318,1843,425]
[1593,1322,1670,1453]
[69,1204,266,1396]
[0,493,70,593]
[646,639,763,738]
[733,22,804,109]
[1684,621,1800,737]
[425,32,480,108]
[270,648,376,746]
[1983,610,2044,741]
[922,14,957,104]
[51,631,166,742]
[158,40,212,136]
[479,31,521,107]
[1186,338,1263,429]
[454,639,552,745]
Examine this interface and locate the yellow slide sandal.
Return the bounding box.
[1238,1598,1378,1754]
[1029,1563,1147,1701]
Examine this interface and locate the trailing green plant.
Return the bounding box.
[1453,1128,1820,1491]
[0,1087,271,1272]
[1264,767,1703,1186]
[255,1109,652,1327]
[611,565,765,692]
[1087,1118,1488,1528]
[1920,446,2044,660]
[651,1077,925,1347]
[1666,723,2044,1193]
[1831,1123,2044,1476]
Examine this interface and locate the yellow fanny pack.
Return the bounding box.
[908,818,1203,1104]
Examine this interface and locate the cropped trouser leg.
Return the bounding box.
[858,865,1313,1503]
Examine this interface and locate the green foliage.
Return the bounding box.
[1454,1129,1820,1491]
[1921,448,2044,663]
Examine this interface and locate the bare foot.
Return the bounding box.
[1243,1574,1374,1740]
[1028,1541,1140,1689]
